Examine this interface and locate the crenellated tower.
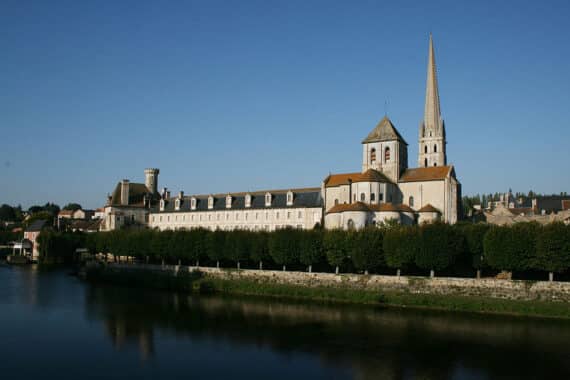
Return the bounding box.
[418,34,447,168]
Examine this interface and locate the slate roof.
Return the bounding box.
[536,196,570,213]
[399,166,454,182]
[156,188,322,213]
[26,220,47,232]
[109,182,159,207]
[362,116,408,145]
[324,169,392,187]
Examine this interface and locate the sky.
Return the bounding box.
[1,0,569,209]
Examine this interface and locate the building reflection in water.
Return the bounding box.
[84,283,570,380]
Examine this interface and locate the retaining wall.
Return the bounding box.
[103,263,570,302]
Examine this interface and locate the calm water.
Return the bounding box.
[1,265,570,380]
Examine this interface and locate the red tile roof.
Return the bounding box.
[418,204,440,213]
[399,166,453,182]
[324,169,392,187]
[327,202,415,214]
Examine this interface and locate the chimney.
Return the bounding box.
[121,180,130,206]
[162,187,168,199]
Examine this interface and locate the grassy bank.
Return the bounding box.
[83,266,570,319]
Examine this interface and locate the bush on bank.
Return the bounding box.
[43,222,570,280]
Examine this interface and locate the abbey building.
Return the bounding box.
[100,35,461,232]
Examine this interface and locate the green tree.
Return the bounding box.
[62,203,82,211]
[350,228,384,275]
[536,223,570,281]
[225,230,250,269]
[323,229,349,274]
[461,223,490,278]
[269,228,300,271]
[415,223,464,277]
[484,223,539,276]
[249,231,270,270]
[299,230,324,272]
[384,226,420,276]
[206,230,226,268]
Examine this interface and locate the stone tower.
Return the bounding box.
[144,168,159,194]
[362,116,408,183]
[418,34,447,168]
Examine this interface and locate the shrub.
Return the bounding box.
[484,223,539,273]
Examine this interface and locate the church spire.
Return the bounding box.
[423,33,441,133]
[418,34,447,168]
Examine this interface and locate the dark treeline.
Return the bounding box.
[41,222,570,282]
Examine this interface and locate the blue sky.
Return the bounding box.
[1,0,569,209]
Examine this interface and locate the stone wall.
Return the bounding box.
[105,263,570,302]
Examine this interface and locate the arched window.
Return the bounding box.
[424,145,428,154]
[424,158,428,167]
[409,196,414,208]
[370,193,375,202]
[334,199,339,205]
[370,148,376,163]
[434,162,437,167]
[360,193,365,202]
[384,147,391,162]
[347,219,355,230]
[434,144,437,153]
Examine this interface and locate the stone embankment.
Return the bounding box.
[100,263,570,302]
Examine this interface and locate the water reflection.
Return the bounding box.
[2,265,570,380]
[85,283,570,380]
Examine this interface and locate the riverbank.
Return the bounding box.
[83,263,570,319]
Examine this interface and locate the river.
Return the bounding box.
[1,265,570,379]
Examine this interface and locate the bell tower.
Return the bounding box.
[418,34,447,168]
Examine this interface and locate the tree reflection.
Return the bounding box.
[84,284,570,379]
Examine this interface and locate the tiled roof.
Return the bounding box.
[324,169,392,187]
[327,202,371,214]
[362,116,408,145]
[399,166,453,182]
[418,204,440,213]
[157,187,322,213]
[327,202,415,214]
[58,210,74,217]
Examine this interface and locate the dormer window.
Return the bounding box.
[191,197,197,210]
[286,191,294,206]
[245,194,252,208]
[175,199,181,211]
[226,195,232,209]
[265,192,272,207]
[160,199,165,211]
[208,196,214,210]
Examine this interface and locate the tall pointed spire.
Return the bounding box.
[423,33,441,133]
[418,34,447,168]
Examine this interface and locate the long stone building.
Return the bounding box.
[101,35,461,231]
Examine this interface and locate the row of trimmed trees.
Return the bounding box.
[34,222,570,280]
[68,222,570,281]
